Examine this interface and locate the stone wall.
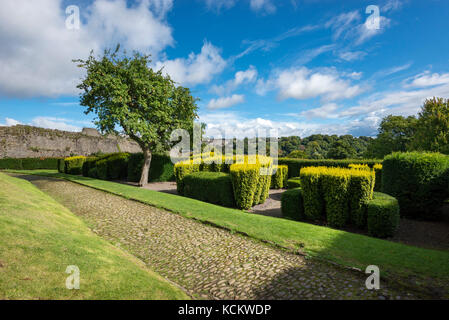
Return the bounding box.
[0,125,141,159]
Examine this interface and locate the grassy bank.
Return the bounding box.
[6,170,449,293]
[0,172,189,300]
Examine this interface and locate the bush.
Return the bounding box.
[127,153,176,183]
[287,177,301,189]
[88,167,98,179]
[382,152,449,220]
[64,156,86,175]
[183,172,235,207]
[58,158,65,173]
[281,188,304,220]
[174,163,200,194]
[0,157,61,170]
[82,157,98,177]
[320,168,351,228]
[230,164,260,210]
[106,153,130,180]
[373,164,382,192]
[96,159,108,180]
[366,192,400,238]
[271,165,288,189]
[300,167,325,221]
[349,170,375,228]
[279,158,382,178]
[255,166,272,205]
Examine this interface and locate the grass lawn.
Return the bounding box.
[6,170,449,295]
[0,172,189,300]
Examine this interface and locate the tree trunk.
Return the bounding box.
[139,148,152,187]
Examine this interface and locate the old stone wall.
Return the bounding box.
[0,125,141,158]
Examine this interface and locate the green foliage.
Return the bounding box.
[279,158,382,178]
[320,170,351,228]
[106,153,130,180]
[382,152,449,219]
[229,164,260,210]
[287,150,307,159]
[183,172,235,207]
[411,97,449,154]
[64,156,86,175]
[96,159,108,180]
[127,153,176,183]
[365,115,417,159]
[271,165,288,189]
[82,157,99,177]
[174,163,200,194]
[287,177,301,189]
[326,140,357,159]
[88,167,99,179]
[281,188,304,220]
[0,158,61,170]
[300,168,324,220]
[373,164,382,192]
[75,46,198,185]
[349,171,375,228]
[256,170,271,205]
[367,192,400,238]
[58,158,65,173]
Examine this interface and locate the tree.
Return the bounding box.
[365,115,417,158]
[75,46,198,186]
[287,150,307,159]
[326,140,356,159]
[411,97,449,154]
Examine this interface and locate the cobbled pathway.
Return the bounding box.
[15,174,422,300]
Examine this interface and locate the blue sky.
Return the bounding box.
[0,0,448,138]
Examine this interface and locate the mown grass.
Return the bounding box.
[0,172,189,300]
[6,170,449,292]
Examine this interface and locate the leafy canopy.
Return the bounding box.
[75,46,198,153]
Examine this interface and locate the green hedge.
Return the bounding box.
[278,158,382,178]
[174,163,201,194]
[300,168,324,221]
[366,192,400,238]
[382,152,449,220]
[321,170,351,228]
[287,177,301,189]
[64,156,86,175]
[183,172,235,207]
[58,159,65,173]
[281,188,304,220]
[349,171,375,228]
[0,157,61,170]
[106,153,130,180]
[271,165,288,189]
[229,164,260,210]
[127,153,176,183]
[82,157,98,177]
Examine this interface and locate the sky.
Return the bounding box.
[0,0,448,138]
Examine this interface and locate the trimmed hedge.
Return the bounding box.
[128,153,176,183]
[279,158,382,178]
[183,172,235,207]
[281,188,304,220]
[373,164,382,192]
[382,152,449,220]
[300,167,324,221]
[106,153,130,180]
[174,163,200,194]
[367,192,400,238]
[287,177,301,189]
[300,166,376,230]
[82,157,98,177]
[271,165,288,189]
[229,164,260,210]
[64,156,86,175]
[0,157,61,170]
[58,158,65,173]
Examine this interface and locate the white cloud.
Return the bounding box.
[1,118,21,127]
[199,111,370,138]
[155,42,226,86]
[404,71,449,88]
[203,0,236,12]
[0,0,174,98]
[299,103,340,119]
[210,66,258,95]
[273,67,362,101]
[338,50,367,61]
[207,94,245,110]
[355,16,391,45]
[30,117,82,132]
[382,0,403,12]
[250,0,276,14]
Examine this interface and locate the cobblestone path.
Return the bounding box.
[15,174,421,300]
